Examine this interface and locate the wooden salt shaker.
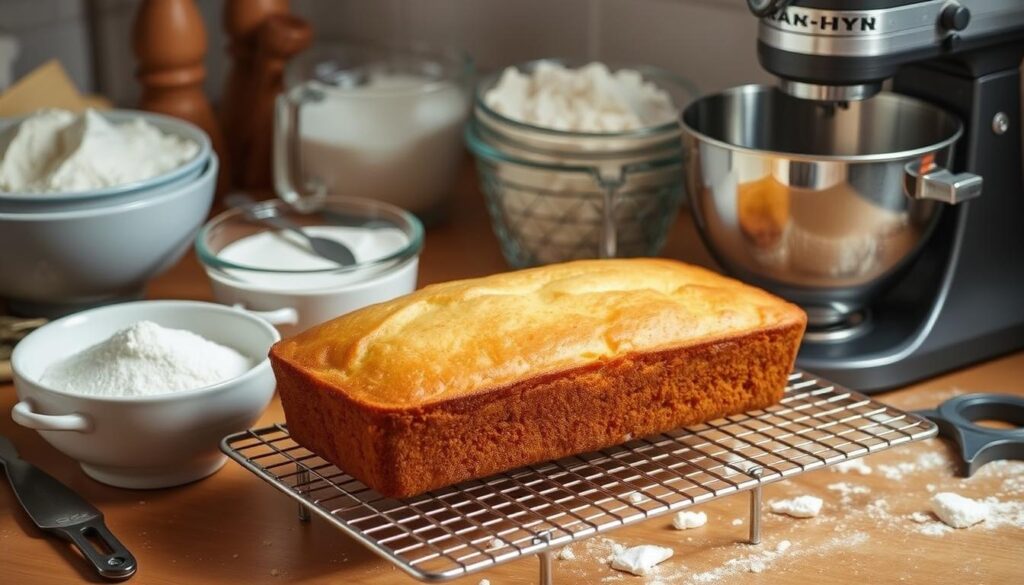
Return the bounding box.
[133,0,229,192]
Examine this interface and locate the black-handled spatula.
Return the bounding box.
[0,435,137,580]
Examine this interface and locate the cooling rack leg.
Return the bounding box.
[534,531,553,585]
[296,465,311,523]
[538,550,553,585]
[748,468,763,545]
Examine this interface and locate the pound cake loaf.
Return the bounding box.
[270,259,806,498]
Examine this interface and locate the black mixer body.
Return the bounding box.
[744,0,1024,391]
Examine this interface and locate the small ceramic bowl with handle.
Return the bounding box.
[10,300,280,489]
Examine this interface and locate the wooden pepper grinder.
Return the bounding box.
[221,0,291,190]
[222,1,312,191]
[239,15,312,189]
[133,0,229,193]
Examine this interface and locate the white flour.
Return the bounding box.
[485,62,676,132]
[769,495,823,518]
[877,452,950,480]
[42,321,252,397]
[830,459,873,475]
[827,482,871,505]
[671,511,707,530]
[610,545,673,576]
[0,109,199,193]
[931,492,988,528]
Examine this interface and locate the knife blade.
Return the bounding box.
[0,435,137,580]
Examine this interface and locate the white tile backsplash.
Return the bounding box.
[596,0,770,96]
[4,0,770,106]
[401,0,592,71]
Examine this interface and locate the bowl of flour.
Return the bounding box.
[9,300,279,489]
[0,108,210,208]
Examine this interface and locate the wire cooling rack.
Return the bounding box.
[222,370,937,583]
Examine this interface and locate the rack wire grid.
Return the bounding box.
[222,370,937,583]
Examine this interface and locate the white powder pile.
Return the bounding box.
[484,62,677,132]
[42,321,252,397]
[628,492,647,504]
[671,511,707,530]
[830,458,873,475]
[931,492,988,528]
[609,544,673,576]
[0,109,199,193]
[769,495,823,518]
[557,546,576,561]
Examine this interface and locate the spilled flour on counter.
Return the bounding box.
[877,452,951,480]
[830,458,873,475]
[684,532,868,584]
[827,482,871,505]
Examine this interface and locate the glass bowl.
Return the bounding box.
[195,196,424,335]
[467,60,697,268]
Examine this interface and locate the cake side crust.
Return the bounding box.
[273,321,804,498]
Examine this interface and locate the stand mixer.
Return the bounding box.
[682,0,1024,392]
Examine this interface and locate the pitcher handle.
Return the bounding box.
[274,84,327,210]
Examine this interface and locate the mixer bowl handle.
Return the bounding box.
[904,160,983,205]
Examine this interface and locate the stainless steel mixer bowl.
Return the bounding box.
[681,85,966,324]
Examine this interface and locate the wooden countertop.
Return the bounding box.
[2,170,1022,584]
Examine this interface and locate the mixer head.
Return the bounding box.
[748,0,1024,103]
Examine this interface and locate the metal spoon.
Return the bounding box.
[226,193,357,267]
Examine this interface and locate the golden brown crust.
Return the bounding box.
[275,321,805,498]
[272,258,806,409]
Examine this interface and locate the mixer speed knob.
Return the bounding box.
[941,3,971,31]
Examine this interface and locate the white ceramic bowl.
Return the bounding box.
[205,257,420,336]
[196,196,423,336]
[0,156,218,316]
[0,110,211,211]
[10,300,280,489]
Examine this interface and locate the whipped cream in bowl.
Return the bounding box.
[0,108,210,202]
